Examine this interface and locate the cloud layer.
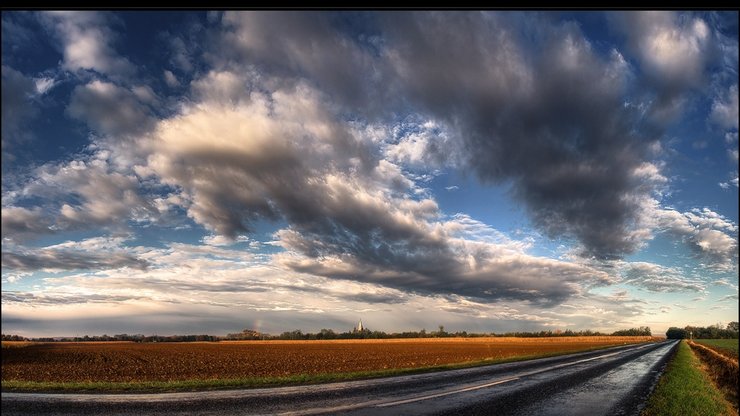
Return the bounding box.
[1,11,737,336]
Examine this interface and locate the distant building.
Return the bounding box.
[354,320,364,333]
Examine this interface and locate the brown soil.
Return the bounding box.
[2,336,655,383]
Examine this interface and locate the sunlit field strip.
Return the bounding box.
[2,337,656,392]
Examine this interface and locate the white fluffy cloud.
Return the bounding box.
[620,261,705,293]
[616,11,711,88]
[38,11,134,79]
[652,206,738,270]
[18,152,156,232]
[612,11,714,124]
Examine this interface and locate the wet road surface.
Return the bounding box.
[1,340,678,415]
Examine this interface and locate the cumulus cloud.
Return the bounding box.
[208,12,728,262]
[653,206,738,270]
[710,84,739,130]
[618,12,711,86]
[163,69,180,87]
[3,11,737,336]
[130,70,615,305]
[34,77,57,95]
[220,11,384,114]
[620,262,705,292]
[611,11,716,125]
[5,151,158,238]
[67,80,156,137]
[38,11,134,79]
[382,118,458,170]
[190,70,254,105]
[381,14,654,259]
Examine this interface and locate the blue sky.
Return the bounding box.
[1,11,737,337]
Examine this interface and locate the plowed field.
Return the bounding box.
[2,337,655,383]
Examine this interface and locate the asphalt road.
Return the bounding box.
[1,340,678,416]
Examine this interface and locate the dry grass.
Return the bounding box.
[2,336,654,383]
[688,341,739,409]
[642,340,735,416]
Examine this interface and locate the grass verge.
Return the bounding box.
[642,340,735,416]
[688,341,739,409]
[2,342,645,394]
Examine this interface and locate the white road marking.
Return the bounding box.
[261,343,655,414]
[375,376,521,407]
[372,343,648,409]
[5,342,665,416]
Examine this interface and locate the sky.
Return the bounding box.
[1,11,738,338]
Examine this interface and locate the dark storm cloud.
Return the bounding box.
[341,292,407,305]
[114,12,633,306]
[143,80,606,305]
[217,12,660,260]
[278,244,600,306]
[2,248,148,272]
[144,82,379,238]
[379,13,650,259]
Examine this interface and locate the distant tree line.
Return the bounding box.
[611,326,652,336]
[666,322,739,339]
[1,334,28,341]
[3,326,657,343]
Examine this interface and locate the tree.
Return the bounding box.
[317,329,337,340]
[727,322,739,332]
[612,327,651,336]
[435,325,447,337]
[666,327,687,339]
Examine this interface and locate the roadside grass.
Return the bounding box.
[694,339,739,358]
[2,343,642,394]
[642,340,735,416]
[688,341,739,409]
